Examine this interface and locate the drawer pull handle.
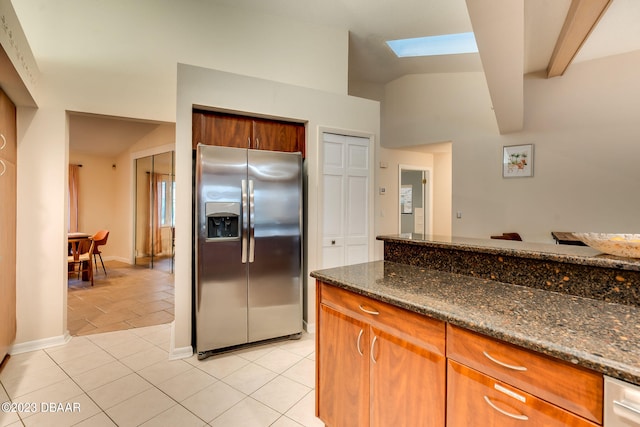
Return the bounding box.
[359,305,379,315]
[370,335,378,364]
[356,329,364,356]
[614,399,640,416]
[0,160,5,177]
[483,351,528,371]
[483,396,529,421]
[0,133,6,150]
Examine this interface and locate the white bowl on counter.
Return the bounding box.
[573,233,640,258]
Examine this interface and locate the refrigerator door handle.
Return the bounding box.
[248,179,255,263]
[241,179,248,263]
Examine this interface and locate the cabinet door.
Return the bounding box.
[193,111,252,149]
[317,304,369,427]
[370,327,445,427]
[447,361,599,427]
[0,159,16,363]
[252,119,305,156]
[0,90,16,163]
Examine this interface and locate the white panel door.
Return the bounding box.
[322,133,370,268]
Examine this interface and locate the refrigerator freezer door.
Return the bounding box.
[196,145,248,352]
[247,149,303,342]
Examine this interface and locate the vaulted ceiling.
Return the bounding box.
[10,0,640,155]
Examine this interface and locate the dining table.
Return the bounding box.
[68,232,92,281]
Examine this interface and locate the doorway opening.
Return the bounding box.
[399,165,432,236]
[66,112,176,336]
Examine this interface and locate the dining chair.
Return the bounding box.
[68,239,95,286]
[91,230,109,275]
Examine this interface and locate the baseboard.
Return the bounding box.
[105,256,131,264]
[168,321,193,360]
[9,331,72,355]
[303,320,315,334]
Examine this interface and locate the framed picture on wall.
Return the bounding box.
[400,185,412,213]
[503,144,534,178]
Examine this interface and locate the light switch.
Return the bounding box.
[456,211,463,219]
[379,187,386,195]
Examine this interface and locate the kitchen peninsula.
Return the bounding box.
[311,235,640,426]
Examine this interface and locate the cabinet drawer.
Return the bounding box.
[447,324,602,424]
[447,360,599,427]
[319,282,445,356]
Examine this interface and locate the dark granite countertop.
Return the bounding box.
[377,234,640,272]
[311,260,640,386]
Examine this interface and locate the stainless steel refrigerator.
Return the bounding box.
[194,144,303,358]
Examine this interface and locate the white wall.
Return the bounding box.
[383,52,640,243]
[174,65,379,356]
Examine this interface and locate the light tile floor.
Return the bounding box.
[67,260,175,336]
[0,324,324,427]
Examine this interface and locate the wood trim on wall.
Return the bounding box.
[547,0,613,78]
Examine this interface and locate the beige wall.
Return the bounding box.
[67,152,118,256]
[15,106,68,345]
[374,146,451,253]
[382,51,640,243]
[68,123,176,266]
[432,149,453,236]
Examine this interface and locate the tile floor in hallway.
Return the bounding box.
[67,260,175,336]
[0,324,323,427]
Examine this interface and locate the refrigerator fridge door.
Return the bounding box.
[247,149,302,342]
[196,145,248,352]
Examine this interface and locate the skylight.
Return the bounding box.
[386,32,478,58]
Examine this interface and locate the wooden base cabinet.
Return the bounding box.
[447,324,603,424]
[370,327,446,427]
[315,281,604,427]
[316,282,446,427]
[447,360,599,427]
[317,304,370,426]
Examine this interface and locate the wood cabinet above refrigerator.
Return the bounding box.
[192,110,305,158]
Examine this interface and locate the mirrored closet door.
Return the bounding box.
[135,150,175,272]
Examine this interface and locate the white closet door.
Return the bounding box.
[322,133,370,268]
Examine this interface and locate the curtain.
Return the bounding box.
[146,172,163,255]
[68,164,80,232]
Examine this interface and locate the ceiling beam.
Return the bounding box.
[547,0,613,78]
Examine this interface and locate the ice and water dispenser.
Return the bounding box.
[205,202,240,240]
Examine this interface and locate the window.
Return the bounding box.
[386,32,478,58]
[158,176,175,227]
